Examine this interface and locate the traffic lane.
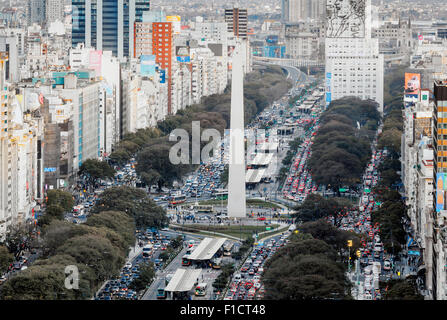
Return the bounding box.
[141,230,203,300]
[142,246,189,300]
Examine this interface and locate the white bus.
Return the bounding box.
[142,244,153,258]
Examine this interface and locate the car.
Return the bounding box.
[124,262,132,269]
[383,260,391,271]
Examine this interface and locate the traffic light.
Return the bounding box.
[347,240,353,247]
[356,250,361,257]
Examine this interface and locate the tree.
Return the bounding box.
[294,194,352,227]
[263,253,350,300]
[378,128,402,158]
[213,263,234,290]
[170,235,183,250]
[0,245,13,274]
[79,159,115,182]
[381,279,424,300]
[46,189,74,212]
[86,211,136,249]
[129,263,155,292]
[297,220,363,259]
[45,205,65,220]
[136,143,192,189]
[0,261,93,300]
[55,233,124,282]
[5,223,34,257]
[92,186,169,229]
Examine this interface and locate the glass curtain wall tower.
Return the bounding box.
[72,0,150,60]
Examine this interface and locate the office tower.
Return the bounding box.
[225,8,247,39]
[135,0,150,22]
[325,0,384,114]
[27,0,46,25]
[71,0,150,60]
[227,45,246,218]
[152,21,174,114]
[282,0,326,22]
[433,80,447,300]
[46,0,64,23]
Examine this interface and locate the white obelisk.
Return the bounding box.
[227,45,246,218]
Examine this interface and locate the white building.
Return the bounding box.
[46,0,64,24]
[325,0,384,113]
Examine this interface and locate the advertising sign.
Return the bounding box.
[176,56,191,63]
[140,55,156,76]
[166,15,181,34]
[159,69,166,84]
[404,73,421,96]
[326,0,366,38]
[436,173,447,212]
[326,72,332,104]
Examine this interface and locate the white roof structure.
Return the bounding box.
[248,153,274,166]
[188,237,227,261]
[164,268,202,292]
[257,142,279,152]
[246,168,266,183]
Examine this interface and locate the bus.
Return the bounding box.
[73,205,84,216]
[213,189,228,200]
[156,287,167,299]
[223,242,234,256]
[169,195,186,205]
[194,205,214,213]
[195,283,208,296]
[211,257,222,269]
[182,254,191,266]
[142,244,153,258]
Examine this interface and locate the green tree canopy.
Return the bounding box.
[79,159,116,181]
[92,186,169,229]
[46,189,74,212]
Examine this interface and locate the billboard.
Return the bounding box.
[176,56,190,63]
[159,69,166,83]
[326,0,366,38]
[404,73,421,95]
[436,173,447,212]
[140,55,156,76]
[326,72,332,105]
[166,16,181,34]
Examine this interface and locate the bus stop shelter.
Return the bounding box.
[188,237,227,267]
[164,268,202,300]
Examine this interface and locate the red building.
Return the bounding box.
[152,22,174,114]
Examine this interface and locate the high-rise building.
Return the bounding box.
[152,21,174,114]
[225,8,247,39]
[282,0,326,22]
[433,80,447,300]
[46,0,64,23]
[134,10,165,58]
[325,0,384,113]
[27,0,46,26]
[72,0,150,60]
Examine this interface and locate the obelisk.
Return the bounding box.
[227,45,246,218]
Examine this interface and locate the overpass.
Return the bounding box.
[253,56,324,68]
